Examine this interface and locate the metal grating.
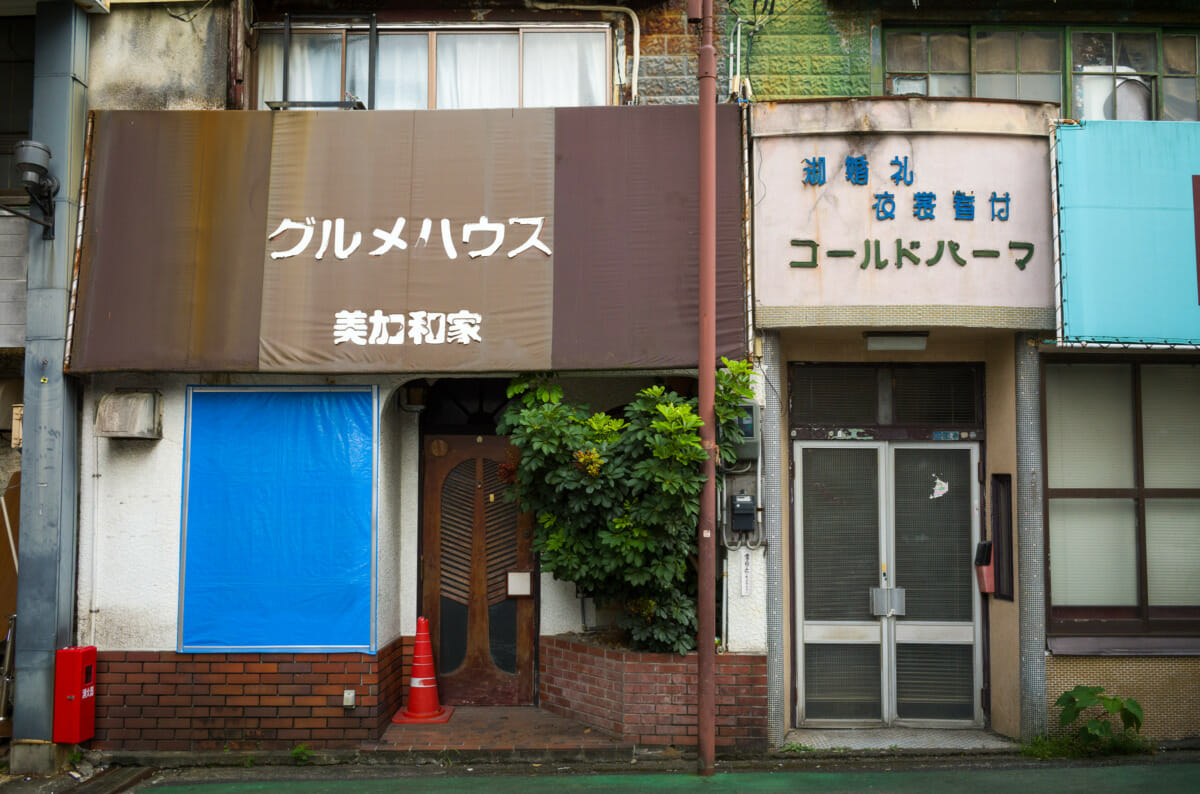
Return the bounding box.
[804,644,881,720]
[803,447,879,621]
[896,643,974,720]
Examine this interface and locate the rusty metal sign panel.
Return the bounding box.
[69,107,746,373]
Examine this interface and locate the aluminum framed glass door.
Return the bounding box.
[794,441,982,726]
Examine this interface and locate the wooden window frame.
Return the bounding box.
[1041,355,1200,638]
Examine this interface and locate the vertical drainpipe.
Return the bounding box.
[695,0,718,776]
[760,330,785,747]
[10,0,88,775]
[1015,332,1047,742]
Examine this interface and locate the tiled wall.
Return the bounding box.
[90,636,412,750]
[539,635,767,750]
[1046,655,1200,740]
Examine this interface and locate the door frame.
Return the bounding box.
[793,440,983,728]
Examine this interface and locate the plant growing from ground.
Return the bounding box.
[290,744,312,765]
[499,358,754,654]
[1022,685,1152,759]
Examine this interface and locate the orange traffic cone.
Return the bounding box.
[392,616,454,724]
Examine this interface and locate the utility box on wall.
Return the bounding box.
[53,646,97,744]
[95,391,162,439]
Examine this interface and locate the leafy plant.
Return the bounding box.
[1021,685,1153,758]
[290,744,312,765]
[499,358,754,654]
[1056,685,1143,742]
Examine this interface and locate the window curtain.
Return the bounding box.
[348,33,429,109]
[254,32,342,108]
[436,33,519,109]
[523,31,606,108]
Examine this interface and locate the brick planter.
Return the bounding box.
[538,635,767,750]
[90,636,413,751]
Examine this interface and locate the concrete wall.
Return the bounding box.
[88,4,229,110]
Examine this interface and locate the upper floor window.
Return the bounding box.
[254,19,611,110]
[0,16,36,199]
[885,27,1200,121]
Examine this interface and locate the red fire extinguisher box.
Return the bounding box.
[53,646,97,744]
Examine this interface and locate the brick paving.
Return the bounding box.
[369,706,633,755]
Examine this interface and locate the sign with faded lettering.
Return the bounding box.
[260,111,555,372]
[751,99,1055,324]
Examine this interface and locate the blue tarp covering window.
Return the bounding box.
[180,387,376,652]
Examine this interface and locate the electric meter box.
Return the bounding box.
[53,646,97,744]
[730,494,757,532]
[733,401,759,460]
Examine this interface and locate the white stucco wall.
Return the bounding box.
[724,545,768,653]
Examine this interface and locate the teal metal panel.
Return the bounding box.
[1056,121,1200,346]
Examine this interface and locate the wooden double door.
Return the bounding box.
[421,435,535,705]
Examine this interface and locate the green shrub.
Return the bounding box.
[499,358,754,654]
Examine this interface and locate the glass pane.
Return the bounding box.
[929,74,969,97]
[886,32,927,72]
[1147,500,1200,607]
[930,32,969,72]
[523,31,607,108]
[255,32,284,109]
[437,33,519,109]
[287,33,344,103]
[1021,31,1062,72]
[894,448,973,622]
[1116,32,1157,72]
[805,644,881,720]
[1141,365,1200,488]
[1164,35,1198,75]
[1019,73,1062,105]
[347,34,428,110]
[891,75,928,96]
[896,644,974,720]
[802,448,878,621]
[977,73,1019,100]
[1045,364,1134,488]
[976,31,1016,72]
[1164,77,1200,121]
[1073,31,1113,69]
[1073,73,1115,120]
[1114,76,1153,120]
[1049,499,1137,606]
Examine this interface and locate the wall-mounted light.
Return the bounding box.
[0,140,60,240]
[401,379,429,411]
[864,332,928,351]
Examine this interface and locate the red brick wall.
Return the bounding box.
[91,636,413,751]
[538,636,767,750]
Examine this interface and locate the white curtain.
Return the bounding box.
[436,33,519,109]
[348,34,429,109]
[523,31,606,108]
[254,32,342,108]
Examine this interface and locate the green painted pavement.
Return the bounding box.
[146,763,1200,793]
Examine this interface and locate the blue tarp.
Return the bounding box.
[180,388,375,652]
[1056,121,1200,345]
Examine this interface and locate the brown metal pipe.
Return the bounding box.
[696,0,717,777]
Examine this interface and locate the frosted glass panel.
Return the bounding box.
[1046,364,1133,488]
[1049,499,1137,606]
[1147,500,1200,606]
[1141,365,1200,488]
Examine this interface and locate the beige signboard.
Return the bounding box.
[752,99,1056,328]
[261,110,555,372]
